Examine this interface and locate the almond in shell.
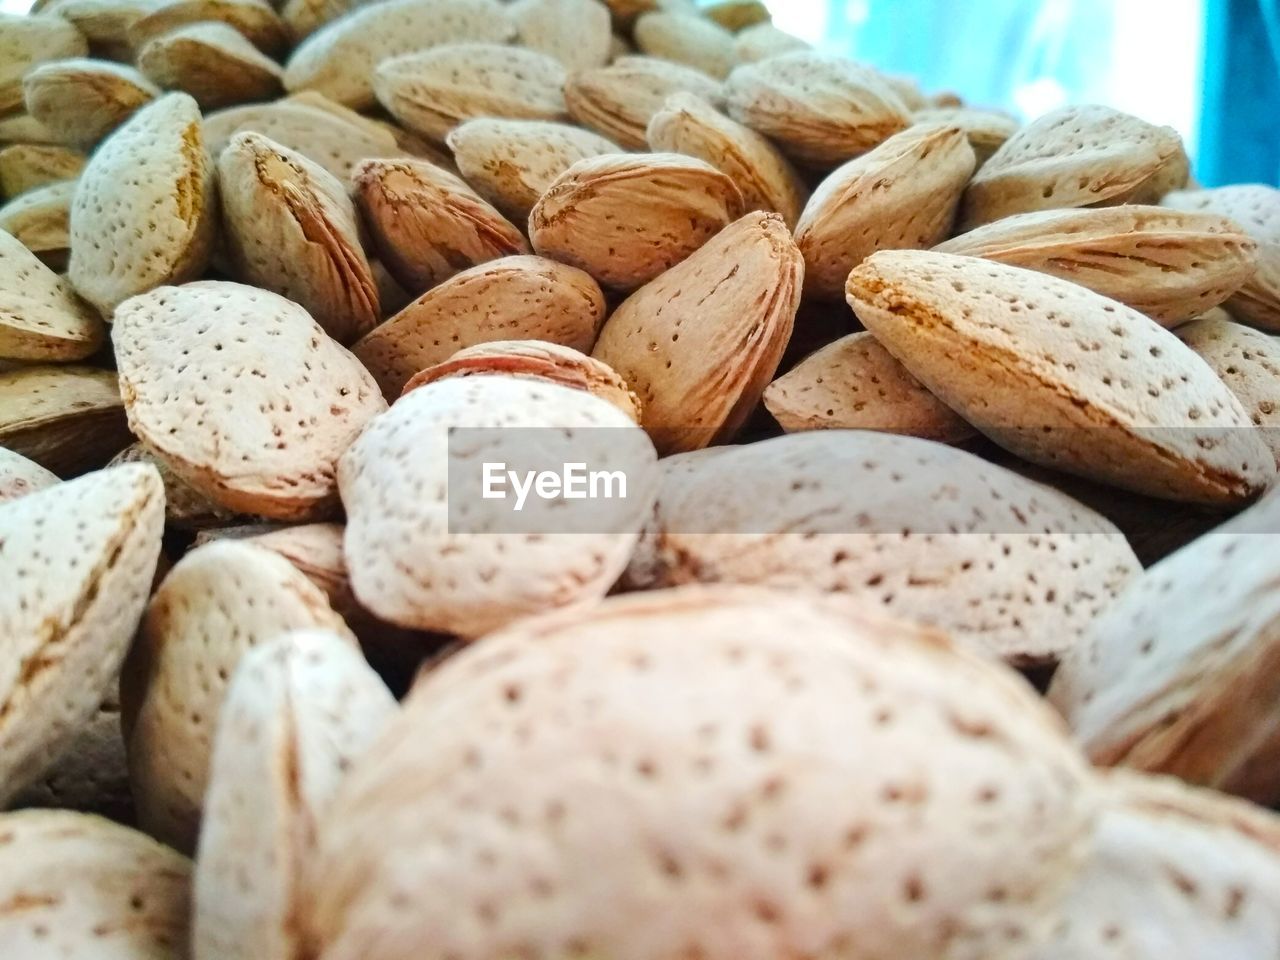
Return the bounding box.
[591,211,800,454]
[0,142,85,197]
[22,58,160,147]
[937,205,1259,327]
[352,254,606,397]
[112,281,386,520]
[109,440,242,528]
[633,11,735,78]
[795,122,976,299]
[530,151,744,290]
[0,463,164,805]
[138,22,283,109]
[68,92,217,316]
[0,225,103,361]
[127,0,289,56]
[0,365,131,474]
[510,0,611,71]
[0,177,74,269]
[37,0,165,60]
[0,445,59,501]
[0,13,88,116]
[731,21,807,62]
[352,157,529,296]
[846,250,1277,504]
[0,111,61,144]
[911,106,1018,166]
[646,91,809,228]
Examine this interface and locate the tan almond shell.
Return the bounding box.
[731,21,808,63]
[122,539,355,852]
[0,13,88,116]
[0,142,85,197]
[109,441,242,529]
[795,123,976,299]
[0,176,74,269]
[530,151,744,291]
[203,94,409,180]
[1048,489,1280,802]
[352,157,529,296]
[1177,315,1280,465]
[282,0,516,110]
[219,132,378,344]
[286,88,455,165]
[0,111,62,144]
[723,51,911,168]
[42,0,168,59]
[646,91,809,228]
[563,55,724,150]
[138,22,283,110]
[374,43,568,144]
[22,58,159,148]
[937,206,1259,327]
[403,338,642,422]
[960,105,1186,230]
[592,211,801,454]
[127,0,289,56]
[633,11,735,79]
[625,432,1139,664]
[0,365,131,474]
[446,117,621,223]
[1030,771,1280,960]
[847,250,1277,504]
[194,630,396,960]
[112,281,385,520]
[0,445,59,501]
[1163,184,1280,332]
[0,810,191,957]
[338,375,660,637]
[68,92,216,316]
[0,463,164,805]
[763,331,975,442]
[913,106,1018,167]
[0,225,104,361]
[279,0,362,42]
[352,254,606,398]
[510,0,611,71]
[703,0,770,30]
[304,586,1096,960]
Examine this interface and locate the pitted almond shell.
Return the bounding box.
[122,539,355,852]
[404,339,642,422]
[0,13,88,116]
[194,630,396,960]
[763,331,974,442]
[626,431,1139,664]
[446,117,620,223]
[0,225,104,361]
[1048,490,1280,802]
[1177,315,1280,465]
[529,151,745,290]
[109,441,242,529]
[352,156,529,296]
[634,11,735,78]
[703,0,770,31]
[353,254,606,398]
[0,142,85,197]
[0,445,59,501]
[0,463,164,805]
[1163,184,1280,332]
[563,55,724,150]
[846,250,1277,504]
[960,105,1186,230]
[127,0,289,55]
[22,58,160,147]
[646,91,809,228]
[795,122,976,299]
[912,106,1018,166]
[0,177,74,269]
[113,280,386,520]
[937,205,1259,327]
[68,92,216,316]
[283,0,516,110]
[0,365,131,474]
[337,374,659,637]
[592,211,801,454]
[138,22,283,110]
[203,93,410,180]
[219,132,379,344]
[723,51,911,168]
[305,586,1095,960]
[731,21,807,62]
[0,810,191,957]
[510,0,611,71]
[374,43,568,144]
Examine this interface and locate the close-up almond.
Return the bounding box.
[0,141,84,197]
[137,21,284,109]
[912,106,1020,166]
[22,57,160,147]
[0,225,104,362]
[0,364,131,474]
[633,10,735,79]
[0,444,59,501]
[0,176,74,269]
[0,12,88,115]
[126,0,289,57]
[509,0,611,71]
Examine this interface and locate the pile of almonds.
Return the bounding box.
[3,0,1280,955]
